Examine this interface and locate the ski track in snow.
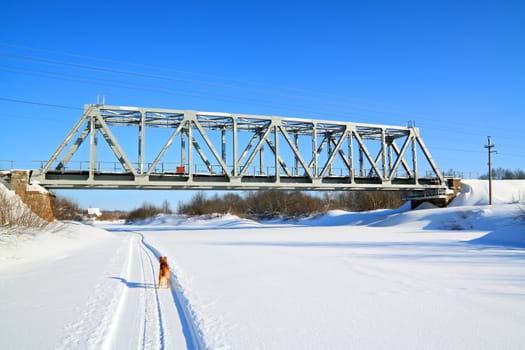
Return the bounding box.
[53,231,204,350]
[136,231,207,350]
[101,233,167,350]
[102,230,206,350]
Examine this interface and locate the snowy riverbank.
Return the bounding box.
[1,180,524,349]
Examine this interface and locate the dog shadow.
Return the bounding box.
[110,276,156,289]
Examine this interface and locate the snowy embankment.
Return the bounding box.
[1,180,525,349]
[300,179,525,247]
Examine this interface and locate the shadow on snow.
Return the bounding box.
[109,276,156,289]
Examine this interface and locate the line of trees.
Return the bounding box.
[176,190,404,219]
[126,200,172,223]
[479,168,525,180]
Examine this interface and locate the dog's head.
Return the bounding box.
[159,256,168,264]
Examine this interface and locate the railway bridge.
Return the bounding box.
[7,103,453,200]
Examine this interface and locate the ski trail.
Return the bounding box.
[65,226,204,350]
[138,232,208,350]
[137,235,165,349]
[98,232,166,349]
[95,231,191,349]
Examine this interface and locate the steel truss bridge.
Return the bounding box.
[29,104,448,196]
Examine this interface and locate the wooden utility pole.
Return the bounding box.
[484,136,496,205]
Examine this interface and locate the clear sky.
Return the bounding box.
[1,0,524,210]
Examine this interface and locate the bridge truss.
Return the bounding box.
[30,104,447,194]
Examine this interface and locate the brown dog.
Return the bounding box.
[158,256,171,289]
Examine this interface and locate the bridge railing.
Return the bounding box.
[2,160,461,181]
[0,160,16,170]
[28,159,437,180]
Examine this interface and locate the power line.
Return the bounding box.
[430,146,484,154]
[0,48,479,125]
[0,42,412,109]
[3,57,522,139]
[0,67,360,117]
[1,43,523,140]
[1,52,338,105]
[0,97,82,110]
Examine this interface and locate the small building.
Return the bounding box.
[87,207,102,217]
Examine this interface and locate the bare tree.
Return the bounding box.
[161,199,172,214]
[51,195,83,221]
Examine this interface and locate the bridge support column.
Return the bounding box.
[11,170,54,222]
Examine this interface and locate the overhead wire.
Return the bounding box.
[0,65,360,118]
[0,48,484,125]
[0,43,522,147]
[0,97,82,110]
[0,49,429,123]
[0,42,412,109]
[1,53,520,140]
[3,43,521,134]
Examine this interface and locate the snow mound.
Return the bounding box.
[134,213,262,229]
[301,204,411,227]
[0,222,113,268]
[449,179,525,206]
[414,201,438,210]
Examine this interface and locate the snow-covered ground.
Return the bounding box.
[1,180,524,349]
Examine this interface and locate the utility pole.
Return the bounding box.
[484,136,496,205]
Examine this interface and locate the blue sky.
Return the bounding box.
[1,0,524,210]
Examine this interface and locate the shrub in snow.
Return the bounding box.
[126,202,165,223]
[51,195,83,221]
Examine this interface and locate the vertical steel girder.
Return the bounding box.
[35,104,446,191]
